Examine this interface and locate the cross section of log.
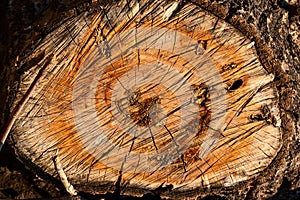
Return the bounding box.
[11,0,282,196]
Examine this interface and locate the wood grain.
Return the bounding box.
[12,0,282,195]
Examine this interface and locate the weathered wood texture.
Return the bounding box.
[0,0,299,199]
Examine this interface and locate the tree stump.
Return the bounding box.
[0,0,299,199]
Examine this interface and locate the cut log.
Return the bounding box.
[1,0,299,199]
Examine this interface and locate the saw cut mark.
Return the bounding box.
[162,0,183,21]
[13,0,282,192]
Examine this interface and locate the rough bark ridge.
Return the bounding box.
[0,0,299,199]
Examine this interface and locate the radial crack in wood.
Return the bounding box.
[11,0,282,197]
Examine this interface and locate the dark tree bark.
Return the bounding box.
[0,0,299,199]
